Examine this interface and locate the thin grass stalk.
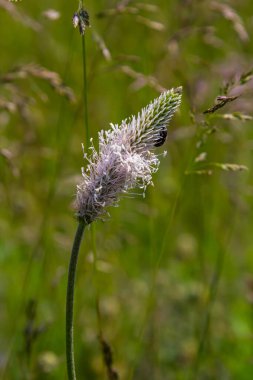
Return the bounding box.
[65,5,92,379]
[81,34,90,147]
[80,0,90,147]
[66,221,86,380]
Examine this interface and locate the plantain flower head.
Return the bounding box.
[75,87,182,224]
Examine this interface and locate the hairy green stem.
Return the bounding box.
[66,221,86,380]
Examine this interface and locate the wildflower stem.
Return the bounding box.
[66,220,86,380]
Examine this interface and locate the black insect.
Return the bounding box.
[154,128,168,147]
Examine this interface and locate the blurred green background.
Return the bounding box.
[1,0,253,379]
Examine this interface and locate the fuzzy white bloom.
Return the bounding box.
[75,87,182,224]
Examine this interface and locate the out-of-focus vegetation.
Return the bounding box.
[1,1,253,379]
